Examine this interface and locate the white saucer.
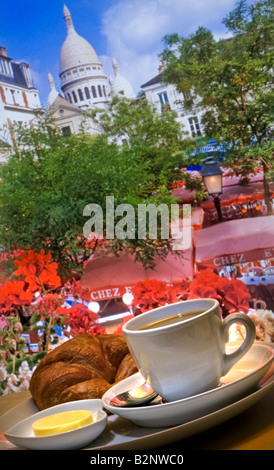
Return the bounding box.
[102,342,273,427]
[4,399,107,450]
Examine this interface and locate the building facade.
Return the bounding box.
[140,63,203,139]
[0,46,41,161]
[46,72,102,136]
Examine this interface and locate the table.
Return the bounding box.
[0,386,273,451]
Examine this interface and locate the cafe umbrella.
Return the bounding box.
[193,216,274,270]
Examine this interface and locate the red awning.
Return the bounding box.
[81,250,193,301]
[201,179,274,210]
[193,216,274,269]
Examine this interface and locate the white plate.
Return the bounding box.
[0,374,273,450]
[102,342,273,427]
[0,342,273,450]
[4,399,107,450]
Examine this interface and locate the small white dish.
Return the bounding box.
[4,399,107,450]
[102,342,273,427]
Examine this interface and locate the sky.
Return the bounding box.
[0,0,255,109]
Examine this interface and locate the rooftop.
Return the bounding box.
[140,72,163,89]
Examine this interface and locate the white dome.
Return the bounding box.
[59,6,101,74]
[110,58,135,99]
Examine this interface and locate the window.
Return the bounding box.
[10,90,16,104]
[78,89,84,101]
[72,91,77,103]
[91,86,97,98]
[67,93,72,103]
[183,91,192,101]
[158,91,170,110]
[61,126,71,136]
[188,117,202,137]
[10,90,18,105]
[98,85,102,97]
[0,59,13,76]
[84,87,90,99]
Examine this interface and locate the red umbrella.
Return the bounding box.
[201,180,274,210]
[193,216,274,269]
[81,250,193,301]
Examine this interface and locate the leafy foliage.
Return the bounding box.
[0,103,192,279]
[161,0,274,211]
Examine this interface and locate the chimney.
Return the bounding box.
[158,60,167,72]
[0,47,8,58]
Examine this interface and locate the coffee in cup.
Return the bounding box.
[122,299,256,401]
[138,310,205,330]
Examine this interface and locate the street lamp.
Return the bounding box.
[201,157,223,221]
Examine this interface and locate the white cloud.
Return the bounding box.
[101,0,245,93]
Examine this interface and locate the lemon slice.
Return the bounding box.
[32,410,93,436]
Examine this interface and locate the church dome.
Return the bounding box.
[110,58,136,99]
[59,5,101,74]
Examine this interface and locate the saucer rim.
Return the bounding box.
[102,342,273,413]
[0,343,273,450]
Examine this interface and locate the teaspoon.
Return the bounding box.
[110,382,158,407]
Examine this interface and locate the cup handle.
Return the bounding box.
[221,313,256,376]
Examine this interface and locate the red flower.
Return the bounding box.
[13,249,61,291]
[63,278,91,302]
[188,284,222,302]
[189,269,220,289]
[130,269,251,318]
[63,303,105,336]
[0,280,33,311]
[220,279,250,314]
[188,269,221,301]
[176,279,191,300]
[32,293,65,321]
[132,279,178,313]
[186,269,250,316]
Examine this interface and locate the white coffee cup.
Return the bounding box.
[122,299,256,401]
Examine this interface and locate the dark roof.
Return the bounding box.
[140,72,163,88]
[0,61,30,89]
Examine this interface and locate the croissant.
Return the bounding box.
[30,333,138,410]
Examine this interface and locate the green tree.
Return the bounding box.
[85,95,193,188]
[161,0,274,213]
[0,102,189,280]
[86,95,208,200]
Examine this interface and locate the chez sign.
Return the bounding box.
[90,286,133,301]
[200,247,274,268]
